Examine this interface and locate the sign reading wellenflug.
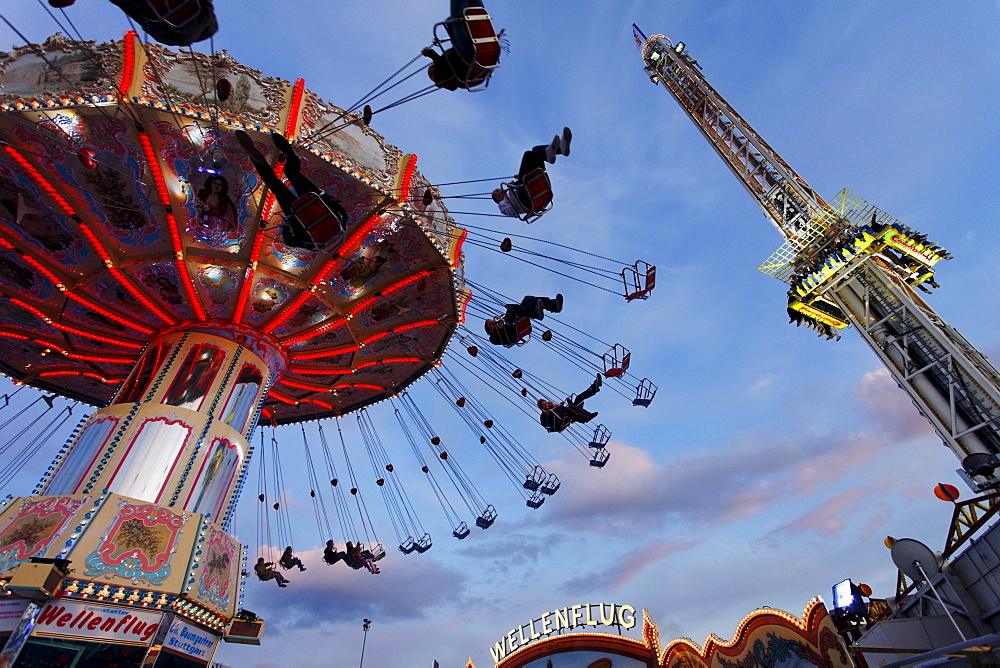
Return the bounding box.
[33,600,162,645]
[490,603,637,664]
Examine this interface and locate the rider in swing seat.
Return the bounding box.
[279,546,306,572]
[108,0,218,47]
[254,557,289,587]
[484,294,562,346]
[235,130,349,251]
[422,0,498,90]
[538,373,603,432]
[324,540,348,566]
[493,128,571,218]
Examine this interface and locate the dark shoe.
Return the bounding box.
[299,566,307,571]
[553,293,563,313]
[582,411,598,423]
[534,299,545,320]
[235,130,267,167]
[500,238,512,252]
[278,583,288,587]
[592,372,603,391]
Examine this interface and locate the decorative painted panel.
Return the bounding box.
[82,499,188,586]
[0,496,87,575]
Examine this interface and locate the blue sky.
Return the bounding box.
[3,1,1000,666]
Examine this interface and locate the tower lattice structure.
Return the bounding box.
[636,28,1000,489]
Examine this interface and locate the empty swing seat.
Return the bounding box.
[588,424,611,449]
[523,465,545,491]
[399,537,417,554]
[452,522,471,540]
[589,448,611,468]
[633,378,657,407]
[290,192,344,251]
[413,534,432,553]
[625,264,657,301]
[475,505,497,529]
[540,474,561,495]
[526,492,545,509]
[604,352,631,378]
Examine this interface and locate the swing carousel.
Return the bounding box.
[0,12,657,662]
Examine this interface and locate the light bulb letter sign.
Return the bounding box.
[489,603,637,664]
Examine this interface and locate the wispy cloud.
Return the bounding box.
[560,540,701,595]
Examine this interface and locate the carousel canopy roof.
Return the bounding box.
[0,33,468,423]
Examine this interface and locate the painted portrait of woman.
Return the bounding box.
[195,175,238,234]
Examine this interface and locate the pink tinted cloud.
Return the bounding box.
[542,368,939,538]
[560,540,701,595]
[770,480,891,538]
[543,428,882,536]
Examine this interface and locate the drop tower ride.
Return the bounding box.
[634,26,1000,489]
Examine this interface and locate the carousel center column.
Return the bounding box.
[42,323,286,521]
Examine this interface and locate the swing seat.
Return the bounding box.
[540,474,561,495]
[112,0,218,46]
[588,424,611,449]
[452,522,470,539]
[475,505,497,529]
[523,465,545,491]
[526,493,545,509]
[603,352,631,378]
[367,543,387,561]
[413,534,432,553]
[225,619,265,645]
[625,264,656,301]
[543,410,573,434]
[589,449,611,468]
[399,537,417,554]
[633,378,657,407]
[432,7,501,92]
[464,8,502,70]
[499,169,552,223]
[290,192,345,251]
[490,315,532,347]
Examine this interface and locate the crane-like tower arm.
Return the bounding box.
[639,32,839,247]
[635,25,1000,490]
